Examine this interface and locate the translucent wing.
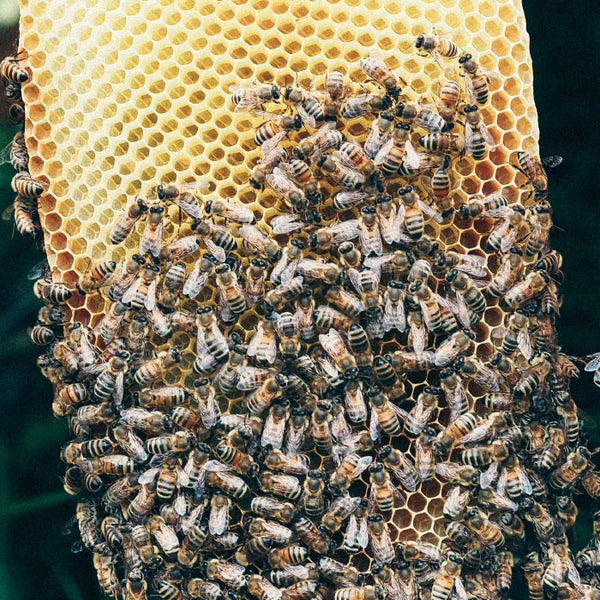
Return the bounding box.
[271,214,304,234]
[203,238,227,263]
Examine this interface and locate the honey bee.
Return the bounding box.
[265,166,307,212]
[301,470,325,518]
[124,569,148,600]
[360,52,401,98]
[487,248,524,299]
[121,263,159,311]
[192,219,238,261]
[369,462,404,513]
[270,239,304,285]
[464,110,494,164]
[294,122,344,160]
[253,111,302,147]
[205,559,246,590]
[92,552,120,598]
[414,427,435,482]
[33,274,72,304]
[250,145,288,189]
[12,172,46,199]
[526,201,552,256]
[364,111,395,159]
[261,402,289,450]
[454,355,502,392]
[319,328,358,379]
[284,82,325,126]
[374,123,422,177]
[0,54,28,83]
[391,349,436,372]
[310,220,360,251]
[415,31,459,62]
[297,258,341,285]
[436,79,461,128]
[368,515,395,564]
[245,373,286,415]
[231,83,280,109]
[247,574,283,600]
[399,186,443,240]
[418,132,464,153]
[368,387,405,440]
[342,92,391,119]
[549,447,590,493]
[247,319,277,365]
[318,152,365,190]
[240,224,281,262]
[133,347,180,386]
[516,151,562,197]
[458,53,499,105]
[156,181,206,218]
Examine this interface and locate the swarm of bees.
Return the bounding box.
[7,29,600,600]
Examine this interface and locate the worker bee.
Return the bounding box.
[261,402,289,450]
[329,452,373,494]
[240,223,281,262]
[459,191,510,220]
[319,328,358,379]
[369,463,404,513]
[253,111,302,147]
[310,220,360,251]
[503,270,548,309]
[399,186,443,240]
[418,132,464,153]
[156,181,207,218]
[301,470,325,517]
[364,112,395,159]
[12,172,46,199]
[133,347,180,386]
[368,387,404,439]
[294,122,344,160]
[487,248,524,298]
[368,515,395,564]
[526,201,552,256]
[231,83,280,109]
[415,31,459,63]
[283,84,325,128]
[113,424,148,463]
[246,575,283,600]
[515,151,562,197]
[247,319,277,365]
[458,53,499,105]
[549,447,590,493]
[360,52,401,98]
[205,559,246,590]
[121,263,159,311]
[342,92,392,119]
[463,104,494,158]
[318,152,366,190]
[436,79,461,129]
[266,166,307,212]
[374,123,422,177]
[0,54,28,83]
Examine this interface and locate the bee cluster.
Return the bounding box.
[6,30,600,600]
[0,55,47,239]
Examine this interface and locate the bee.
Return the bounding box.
[261,402,289,450]
[418,132,464,153]
[136,204,164,257]
[281,158,322,204]
[92,552,120,598]
[250,145,288,189]
[379,446,419,492]
[321,494,362,535]
[549,447,590,493]
[521,552,544,600]
[374,123,421,178]
[367,515,394,565]
[187,580,225,600]
[360,52,401,98]
[33,276,72,304]
[301,470,325,518]
[2,130,28,172]
[265,166,307,212]
[319,328,358,379]
[391,349,436,372]
[0,54,28,83]
[310,402,334,457]
[415,32,459,62]
[447,268,486,318]
[434,411,481,456]
[437,80,461,128]
[146,430,194,456]
[516,151,562,196]
[458,53,498,104]
[369,462,405,513]
[396,101,446,133]
[455,355,502,392]
[124,569,148,600]
[459,191,510,221]
[78,454,136,476]
[342,92,391,119]
[94,301,126,344]
[526,201,552,256]
[364,111,395,159]
[246,319,277,365]
[399,186,443,239]
[442,485,470,520]
[12,172,47,199]
[192,219,238,260]
[318,152,365,190]
[290,516,330,555]
[119,407,169,434]
[462,104,494,159]
[402,387,441,436]
[487,248,524,298]
[121,263,159,311]
[205,559,246,590]
[310,220,360,252]
[240,223,281,262]
[464,509,505,548]
[133,347,180,386]
[247,575,283,600]
[284,84,325,128]
[295,122,344,160]
[231,83,280,109]
[110,197,149,244]
[253,111,302,147]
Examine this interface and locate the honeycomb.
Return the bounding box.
[12,0,600,599]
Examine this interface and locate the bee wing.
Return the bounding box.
[369,409,380,441]
[464,76,476,105]
[138,467,160,485]
[331,410,352,444]
[542,155,563,169]
[357,517,369,548]
[373,136,396,165]
[281,257,301,284]
[454,292,472,328]
[346,267,362,295]
[270,247,289,284]
[183,262,209,299]
[260,131,288,155]
[317,356,339,379]
[517,467,533,496]
[410,322,427,353]
[479,123,495,147]
[464,122,474,152]
[457,419,492,445]
[479,461,499,489]
[271,214,304,234]
[246,324,264,358]
[344,513,358,546]
[454,576,468,600]
[319,328,346,360]
[202,238,226,263]
[401,139,422,170]
[196,325,209,357]
[496,466,507,495]
[140,219,163,257]
[121,276,141,306]
[500,227,518,254]
[418,301,434,332]
[481,66,500,83]
[334,190,366,207]
[296,104,316,129]
[175,195,202,219]
[418,199,444,224]
[330,219,361,243]
[285,424,306,456]
[584,353,600,372]
[517,329,533,360]
[457,257,487,279]
[383,298,407,333]
[209,504,229,535]
[144,280,157,311]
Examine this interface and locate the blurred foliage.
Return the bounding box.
[0,2,598,598]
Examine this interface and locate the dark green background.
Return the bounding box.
[0,2,598,597]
